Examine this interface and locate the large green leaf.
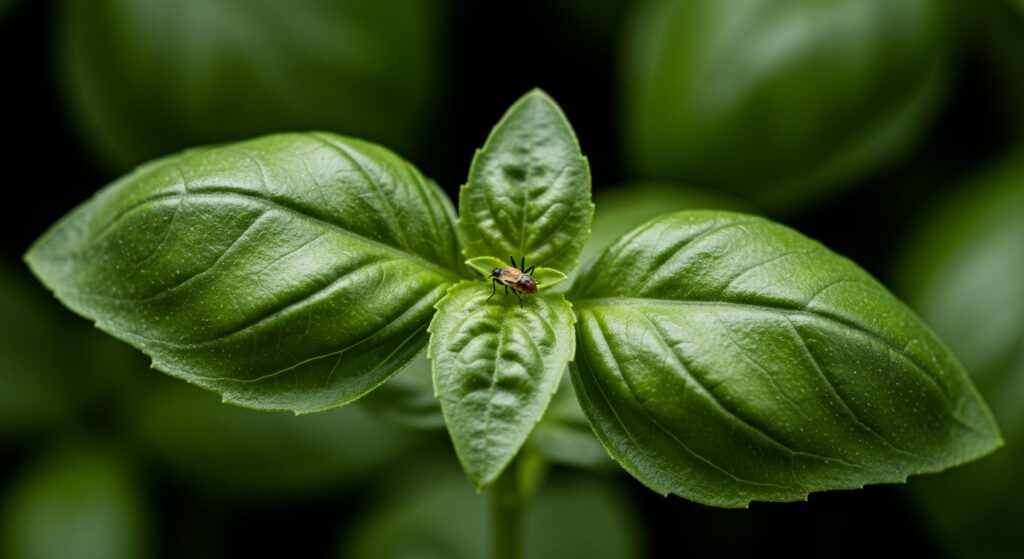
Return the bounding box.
[1,446,149,559]
[621,0,951,210]
[569,210,1001,507]
[26,132,461,413]
[429,281,575,489]
[58,0,444,170]
[897,154,1024,559]
[457,89,593,272]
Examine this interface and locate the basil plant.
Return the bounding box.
[27,90,999,510]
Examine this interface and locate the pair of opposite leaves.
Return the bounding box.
[26,90,1000,508]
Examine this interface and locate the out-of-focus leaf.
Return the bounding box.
[429,281,575,489]
[971,0,1024,139]
[897,154,1024,559]
[458,90,593,273]
[527,375,611,470]
[622,0,951,211]
[0,446,149,559]
[570,211,1001,507]
[58,0,445,170]
[341,458,643,559]
[26,133,461,413]
[581,183,748,266]
[0,263,72,441]
[131,374,417,498]
[359,351,444,430]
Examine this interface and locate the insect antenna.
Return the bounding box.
[520,256,526,270]
[510,255,517,268]
[525,265,535,275]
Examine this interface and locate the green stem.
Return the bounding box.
[490,451,548,559]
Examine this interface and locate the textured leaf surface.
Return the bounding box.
[26,133,461,413]
[457,90,593,272]
[570,210,1001,507]
[429,281,575,489]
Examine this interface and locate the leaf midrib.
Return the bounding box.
[572,297,951,398]
[56,186,460,282]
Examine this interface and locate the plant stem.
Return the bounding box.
[491,459,524,559]
[490,452,547,559]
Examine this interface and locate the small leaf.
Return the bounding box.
[457,89,594,272]
[26,132,462,413]
[429,281,575,489]
[570,210,1001,507]
[464,256,567,290]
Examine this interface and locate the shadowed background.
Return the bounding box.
[0,0,1021,557]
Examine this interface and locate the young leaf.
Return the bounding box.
[457,89,594,272]
[26,132,462,414]
[429,281,575,489]
[569,210,1002,507]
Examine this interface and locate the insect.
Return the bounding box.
[488,256,537,307]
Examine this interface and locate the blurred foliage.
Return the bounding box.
[130,374,420,500]
[359,351,445,430]
[972,0,1024,140]
[1,445,150,559]
[342,456,643,559]
[57,0,445,171]
[621,0,951,212]
[897,153,1024,559]
[581,183,748,266]
[0,265,73,442]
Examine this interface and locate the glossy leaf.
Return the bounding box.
[26,132,462,413]
[457,89,594,272]
[465,256,568,290]
[59,0,444,170]
[898,154,1024,559]
[621,0,951,210]
[429,281,575,489]
[1,446,149,559]
[570,210,1001,507]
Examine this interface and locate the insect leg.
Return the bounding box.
[525,266,535,275]
[504,285,509,296]
[521,256,526,270]
[510,255,517,268]
[514,290,523,307]
[487,278,498,301]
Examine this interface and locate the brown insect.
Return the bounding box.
[488,256,537,307]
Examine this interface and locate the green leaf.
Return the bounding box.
[621,0,951,210]
[58,0,445,170]
[569,210,1001,507]
[897,154,1024,559]
[429,281,575,489]
[1,446,149,559]
[26,132,462,414]
[457,89,594,272]
[464,256,568,290]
